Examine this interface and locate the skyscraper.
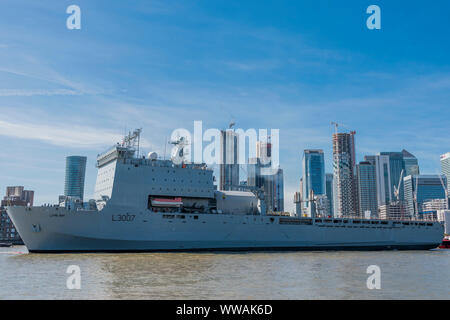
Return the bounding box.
[64,156,87,201]
[264,168,284,212]
[302,150,325,208]
[356,161,378,218]
[364,155,392,206]
[219,130,239,191]
[325,173,334,216]
[403,175,447,218]
[256,140,271,161]
[247,157,262,189]
[441,152,450,197]
[247,139,284,213]
[403,149,420,176]
[380,150,419,202]
[332,131,358,217]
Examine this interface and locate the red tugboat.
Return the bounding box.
[438,236,450,249]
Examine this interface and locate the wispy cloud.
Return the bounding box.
[0,54,106,96]
[0,88,81,97]
[0,119,126,149]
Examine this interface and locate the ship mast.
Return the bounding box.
[122,128,142,156]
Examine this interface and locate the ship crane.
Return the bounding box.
[169,136,190,163]
[294,190,323,218]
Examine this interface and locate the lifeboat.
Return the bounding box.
[151,197,182,207]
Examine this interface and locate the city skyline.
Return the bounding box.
[0,1,449,213]
[1,118,449,213]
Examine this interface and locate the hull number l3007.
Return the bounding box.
[112,214,136,222]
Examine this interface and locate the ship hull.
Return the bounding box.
[7,206,443,253]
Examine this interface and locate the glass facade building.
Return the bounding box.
[302,150,325,207]
[403,175,447,218]
[357,161,378,218]
[64,156,87,201]
[365,155,391,206]
[380,150,419,202]
[247,157,284,213]
[325,173,334,217]
[441,152,450,197]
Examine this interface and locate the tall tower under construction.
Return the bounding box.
[332,131,359,217]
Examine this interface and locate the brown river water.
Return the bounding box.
[0,246,448,299]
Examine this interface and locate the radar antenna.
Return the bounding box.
[122,128,142,155]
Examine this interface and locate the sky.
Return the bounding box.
[0,0,449,212]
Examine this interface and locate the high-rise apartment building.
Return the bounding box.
[2,186,34,207]
[219,130,240,191]
[332,131,358,217]
[247,138,284,213]
[325,173,334,217]
[64,156,87,201]
[264,168,284,212]
[356,161,378,218]
[0,186,34,244]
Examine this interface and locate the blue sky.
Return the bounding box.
[0,0,449,211]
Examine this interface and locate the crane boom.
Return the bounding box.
[330,122,339,135]
[437,174,449,209]
[394,169,404,201]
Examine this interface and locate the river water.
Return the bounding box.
[0,246,448,300]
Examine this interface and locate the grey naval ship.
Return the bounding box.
[7,130,443,253]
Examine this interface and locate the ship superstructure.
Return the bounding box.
[6,130,444,252]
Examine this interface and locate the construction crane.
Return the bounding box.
[437,174,449,209]
[393,169,404,202]
[330,121,351,136]
[330,121,340,135]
